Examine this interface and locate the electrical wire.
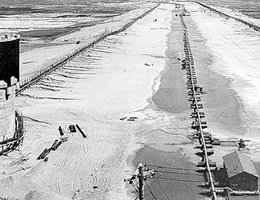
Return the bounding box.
[158,176,203,183]
[150,177,158,186]
[157,180,171,200]
[156,170,204,177]
[146,164,197,171]
[132,183,139,193]
[145,180,158,200]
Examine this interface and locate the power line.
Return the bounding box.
[158,176,203,183]
[132,182,139,193]
[146,164,197,171]
[157,180,171,200]
[150,177,158,186]
[156,170,204,177]
[145,180,158,200]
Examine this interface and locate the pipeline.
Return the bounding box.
[180,14,218,200]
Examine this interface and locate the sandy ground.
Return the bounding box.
[0,4,180,200]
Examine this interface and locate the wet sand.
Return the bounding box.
[185,15,247,137]
[152,11,188,114]
[133,3,250,200]
[133,8,204,200]
[133,147,203,200]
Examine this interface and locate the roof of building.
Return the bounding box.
[223,151,258,178]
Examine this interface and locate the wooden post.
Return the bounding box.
[124,163,156,199]
[138,163,144,200]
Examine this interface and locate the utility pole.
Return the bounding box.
[124,163,156,200]
[138,163,144,200]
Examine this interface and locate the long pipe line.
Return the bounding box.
[180,14,217,200]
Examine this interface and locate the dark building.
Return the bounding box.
[0,34,19,86]
[223,151,258,191]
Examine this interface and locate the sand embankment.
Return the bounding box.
[20,3,158,87]
[195,1,260,31]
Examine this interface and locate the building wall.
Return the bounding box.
[214,167,229,187]
[0,38,19,85]
[229,172,258,191]
[0,77,18,139]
